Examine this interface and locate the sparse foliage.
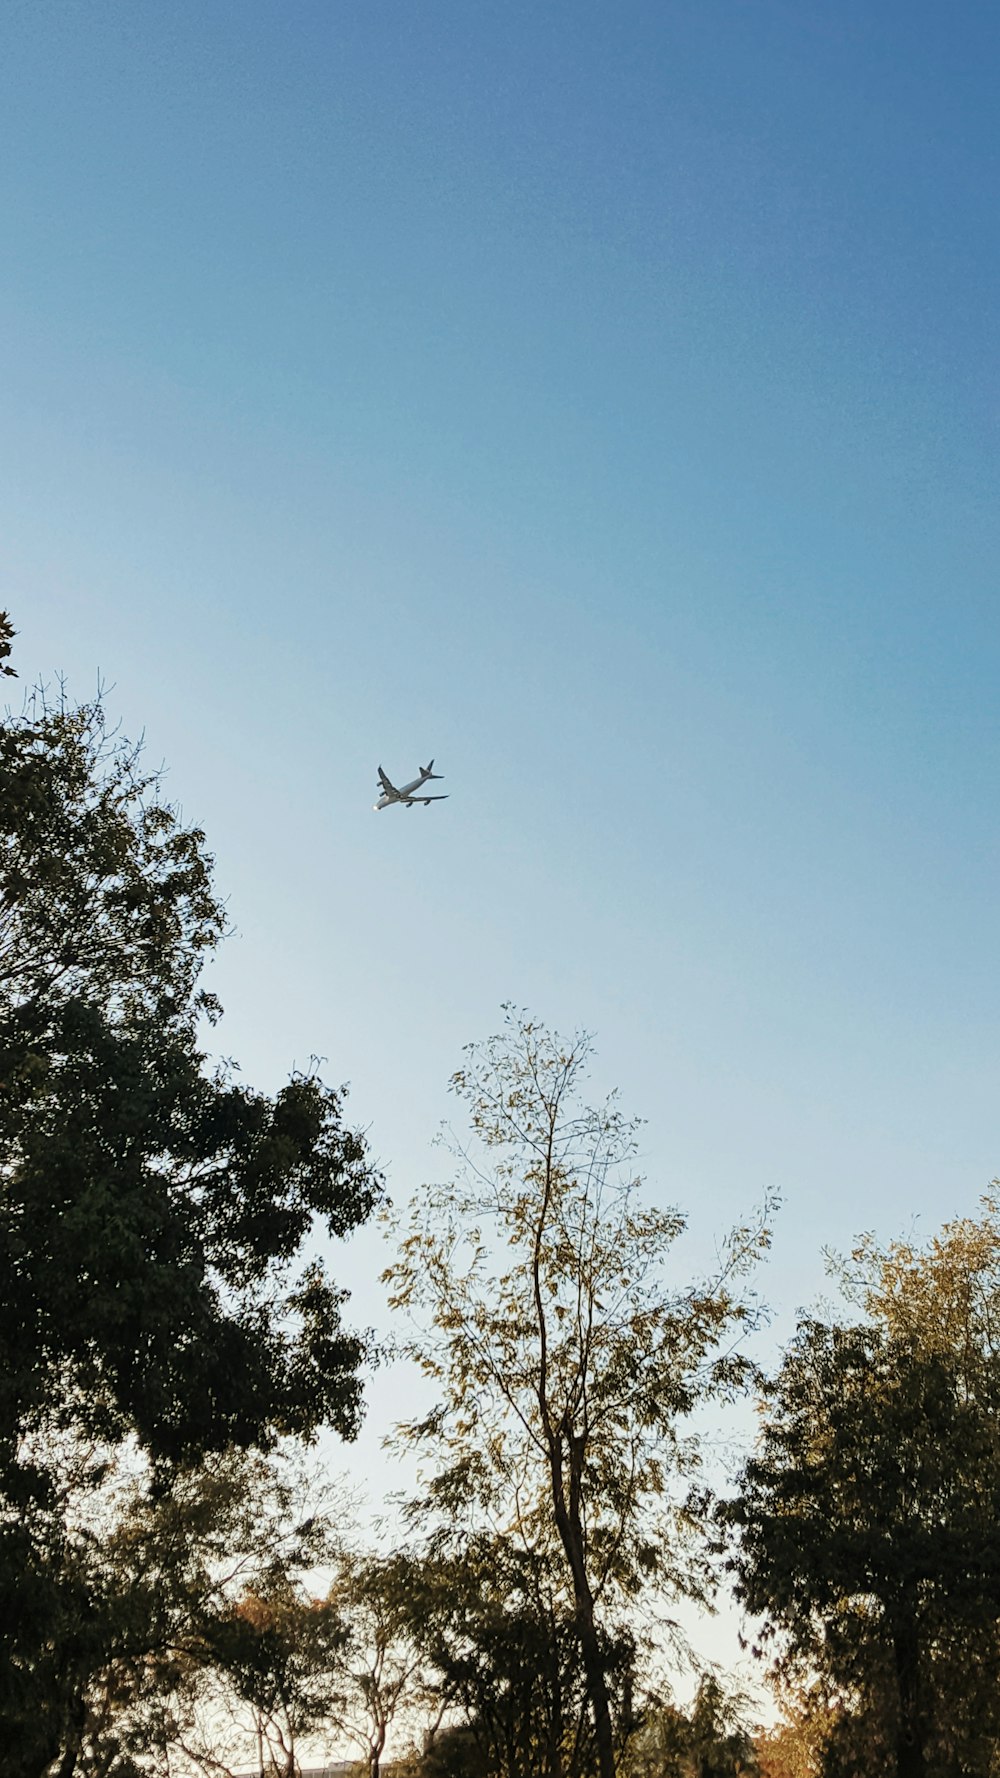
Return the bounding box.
[321,1550,437,1778]
[385,1009,776,1778]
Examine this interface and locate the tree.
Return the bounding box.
[384,1010,776,1778]
[416,1723,483,1778]
[723,1318,1000,1778]
[321,1550,437,1778]
[832,1185,1000,1412]
[0,1434,352,1778]
[625,1676,760,1777]
[750,1683,837,1778]
[407,1531,630,1778]
[157,1541,436,1778]
[829,1193,1000,1771]
[0,618,384,1774]
[203,1578,347,1777]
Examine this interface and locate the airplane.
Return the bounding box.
[373,759,448,811]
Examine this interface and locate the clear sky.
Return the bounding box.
[4,0,1000,1693]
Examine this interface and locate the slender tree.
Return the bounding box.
[321,1551,437,1778]
[385,1009,775,1778]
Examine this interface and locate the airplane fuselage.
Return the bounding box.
[373,761,446,810]
[374,778,427,810]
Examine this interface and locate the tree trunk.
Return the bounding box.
[575,1603,616,1778]
[369,1718,386,1778]
[892,1603,926,1778]
[549,1441,616,1778]
[53,1690,88,1778]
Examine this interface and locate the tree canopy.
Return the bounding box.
[17,603,1000,1776]
[0,618,384,1774]
[724,1310,1000,1778]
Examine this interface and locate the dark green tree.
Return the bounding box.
[0,618,383,1775]
[417,1723,483,1777]
[723,1319,1000,1778]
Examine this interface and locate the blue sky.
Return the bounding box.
[5,0,1000,1685]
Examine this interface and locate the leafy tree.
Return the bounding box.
[408,1531,632,1778]
[321,1550,437,1778]
[385,1010,775,1778]
[416,1722,482,1777]
[0,1440,348,1778]
[828,1194,1000,1772]
[751,1683,836,1778]
[0,619,383,1774]
[832,1186,1000,1409]
[159,1542,436,1778]
[625,1676,760,1777]
[723,1318,1000,1778]
[204,1578,347,1777]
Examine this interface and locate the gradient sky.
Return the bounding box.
[4,0,1000,1693]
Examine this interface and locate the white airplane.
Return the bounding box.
[373,759,448,811]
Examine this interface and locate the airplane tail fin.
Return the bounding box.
[421,758,441,778]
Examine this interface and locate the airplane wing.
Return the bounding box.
[419,795,448,803]
[377,766,397,795]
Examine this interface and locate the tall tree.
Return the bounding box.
[723,1318,1000,1778]
[0,618,383,1775]
[385,1009,775,1778]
